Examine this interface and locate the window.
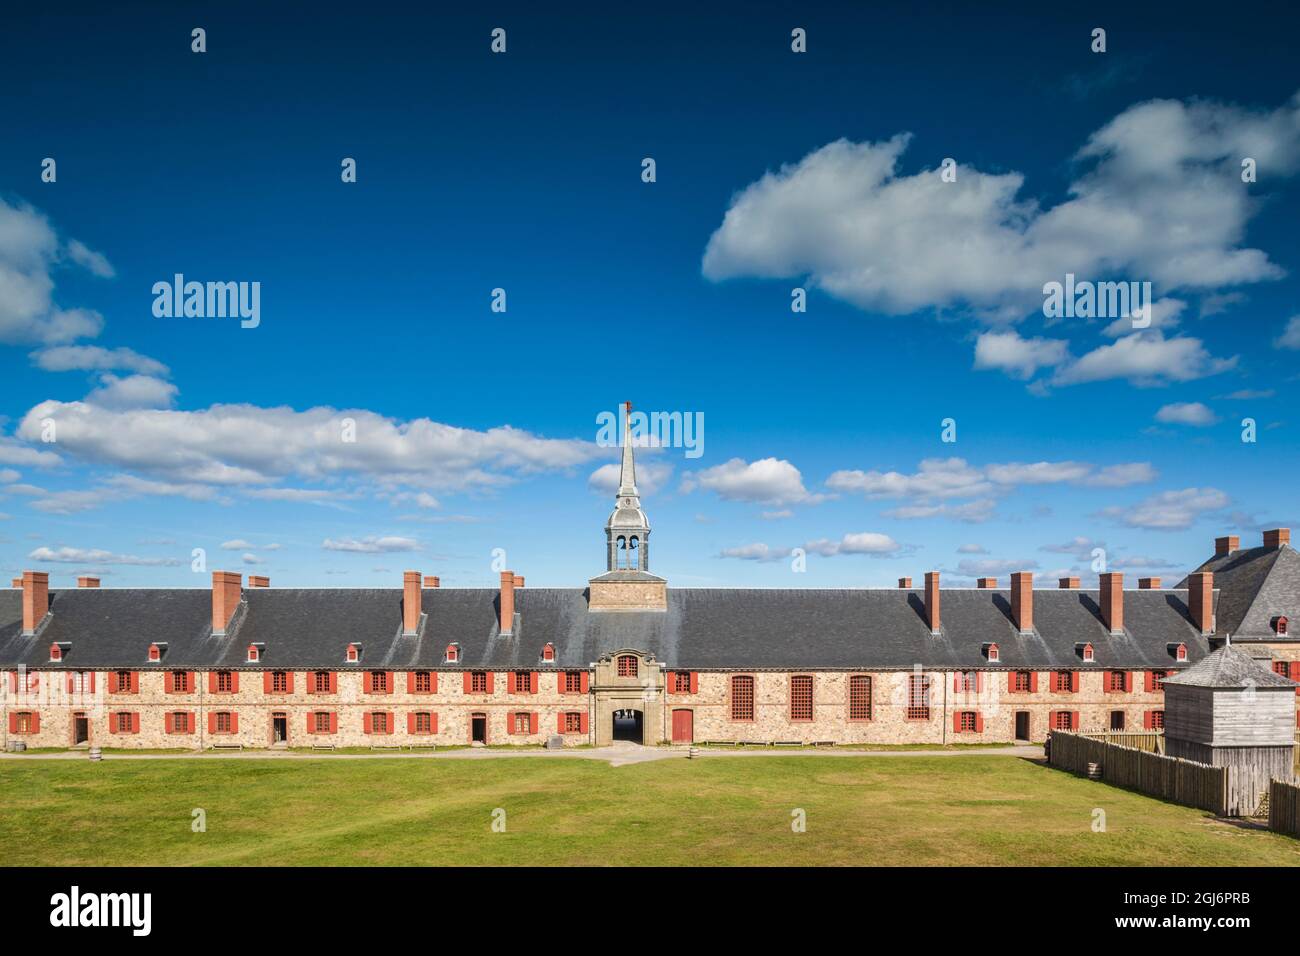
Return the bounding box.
[413,712,433,734]
[114,670,133,693]
[985,643,1000,662]
[958,711,977,733]
[906,674,931,720]
[1110,711,1125,731]
[14,712,33,734]
[1051,671,1076,693]
[313,712,332,733]
[413,671,432,693]
[672,671,692,694]
[542,642,555,662]
[1051,711,1075,731]
[470,671,488,694]
[617,655,638,678]
[271,671,288,693]
[790,675,813,721]
[215,671,233,693]
[1148,710,1165,730]
[170,671,191,693]
[730,675,754,721]
[512,712,531,734]
[1013,671,1033,693]
[513,671,532,693]
[369,671,389,693]
[1275,661,1290,678]
[370,712,389,734]
[346,644,360,663]
[445,643,459,663]
[564,671,584,694]
[956,671,977,693]
[1276,616,1290,636]
[311,671,332,693]
[848,675,872,720]
[1150,670,1167,692]
[563,712,583,733]
[70,671,91,694]
[1106,670,1127,692]
[169,711,191,734]
[115,712,133,733]
[215,712,232,733]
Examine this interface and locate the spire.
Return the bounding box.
[618,400,638,498]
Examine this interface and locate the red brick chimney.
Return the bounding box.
[247,575,270,588]
[924,571,940,634]
[1058,576,1080,589]
[77,576,100,588]
[1188,571,1214,635]
[1099,572,1123,634]
[1010,571,1033,633]
[1138,577,1160,590]
[403,570,421,636]
[10,577,20,588]
[21,571,49,635]
[513,575,525,589]
[1264,528,1291,550]
[1214,535,1239,557]
[500,570,516,635]
[898,577,912,589]
[211,571,242,635]
[423,575,440,588]
[977,577,997,589]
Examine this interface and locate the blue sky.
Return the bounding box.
[1,2,1297,589]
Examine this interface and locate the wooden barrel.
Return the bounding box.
[1087,761,1102,780]
[688,746,700,760]
[88,747,102,762]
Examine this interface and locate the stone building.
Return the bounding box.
[3,404,1299,751]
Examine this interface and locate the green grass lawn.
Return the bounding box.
[2,755,1297,866]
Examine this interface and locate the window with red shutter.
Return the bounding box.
[563,671,583,694]
[470,671,488,694]
[730,675,754,721]
[790,675,813,721]
[957,711,978,733]
[848,675,872,720]
[906,674,931,720]
[562,712,583,733]
[617,655,638,678]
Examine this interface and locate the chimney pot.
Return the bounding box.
[898,577,912,589]
[924,571,941,634]
[1138,577,1161,590]
[423,575,440,588]
[211,571,242,635]
[1214,535,1239,557]
[403,570,421,635]
[500,570,516,635]
[977,577,997,589]
[1263,528,1291,550]
[1099,572,1124,634]
[21,570,50,634]
[1058,576,1080,589]
[1010,571,1034,633]
[77,576,100,588]
[1188,571,1214,635]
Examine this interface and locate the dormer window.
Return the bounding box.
[1275,616,1290,637]
[49,642,68,662]
[1169,642,1188,662]
[346,643,361,663]
[445,643,459,663]
[246,643,263,663]
[983,642,999,663]
[147,642,166,662]
[617,654,638,678]
[542,642,555,662]
[1076,642,1094,663]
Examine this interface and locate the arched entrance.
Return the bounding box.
[612,708,643,743]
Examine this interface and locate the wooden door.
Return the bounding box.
[671,709,693,744]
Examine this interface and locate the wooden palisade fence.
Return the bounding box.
[1049,731,1230,816]
[1269,779,1300,837]
[1082,730,1164,754]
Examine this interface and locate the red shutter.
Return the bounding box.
[1072,711,1080,730]
[166,712,173,734]
[1008,672,1017,693]
[581,672,590,694]
[108,671,118,693]
[407,672,415,694]
[1290,662,1300,686]
[486,672,495,694]
[364,712,373,734]
[107,711,117,734]
[507,711,516,734]
[164,671,173,694]
[579,711,589,734]
[263,672,273,694]
[1144,671,1154,693]
[328,672,337,693]
[1143,711,1153,730]
[1072,672,1079,693]
[188,713,196,733]
[208,672,218,694]
[307,714,315,735]
[329,712,337,734]
[559,672,568,694]
[286,671,294,693]
[1124,672,1132,693]
[90,672,97,693]
[530,672,538,695]
[364,671,372,693]
[689,672,698,694]
[666,672,676,695]
[66,673,75,694]
[507,672,516,694]
[952,712,961,732]
[385,672,394,695]
[429,672,436,694]
[953,673,962,693]
[430,713,438,733]
[208,712,217,734]
[976,672,984,693]
[129,671,139,693]
[230,712,239,733]
[1030,672,1038,693]
[7,713,15,734]
[558,713,566,733]
[975,712,984,733]
[408,712,416,734]
[463,672,473,694]
[529,712,538,734]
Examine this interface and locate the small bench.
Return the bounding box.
[310,744,336,751]
[405,744,438,751]
[737,741,772,747]
[774,741,803,747]
[369,744,402,751]
[812,741,836,748]
[211,744,243,752]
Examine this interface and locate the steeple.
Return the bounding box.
[604,401,651,573]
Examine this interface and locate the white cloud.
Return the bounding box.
[221,539,254,550]
[702,93,1300,320]
[32,345,168,376]
[1050,332,1236,387]
[85,374,178,410]
[955,558,1039,577]
[1275,316,1300,350]
[718,542,791,562]
[985,461,1093,485]
[827,458,992,500]
[974,331,1069,379]
[28,546,180,566]
[241,553,263,565]
[681,457,820,505]
[64,239,115,278]
[883,499,998,523]
[1082,463,1158,487]
[0,439,60,468]
[1155,402,1218,426]
[1100,297,1186,337]
[956,543,989,554]
[587,460,674,496]
[1098,487,1229,530]
[811,532,903,557]
[322,535,420,553]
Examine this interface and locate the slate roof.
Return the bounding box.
[1175,544,1300,639]
[1162,644,1296,689]
[0,583,1218,671]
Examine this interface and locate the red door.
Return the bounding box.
[671,709,693,744]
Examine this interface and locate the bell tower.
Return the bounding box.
[589,400,666,611]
